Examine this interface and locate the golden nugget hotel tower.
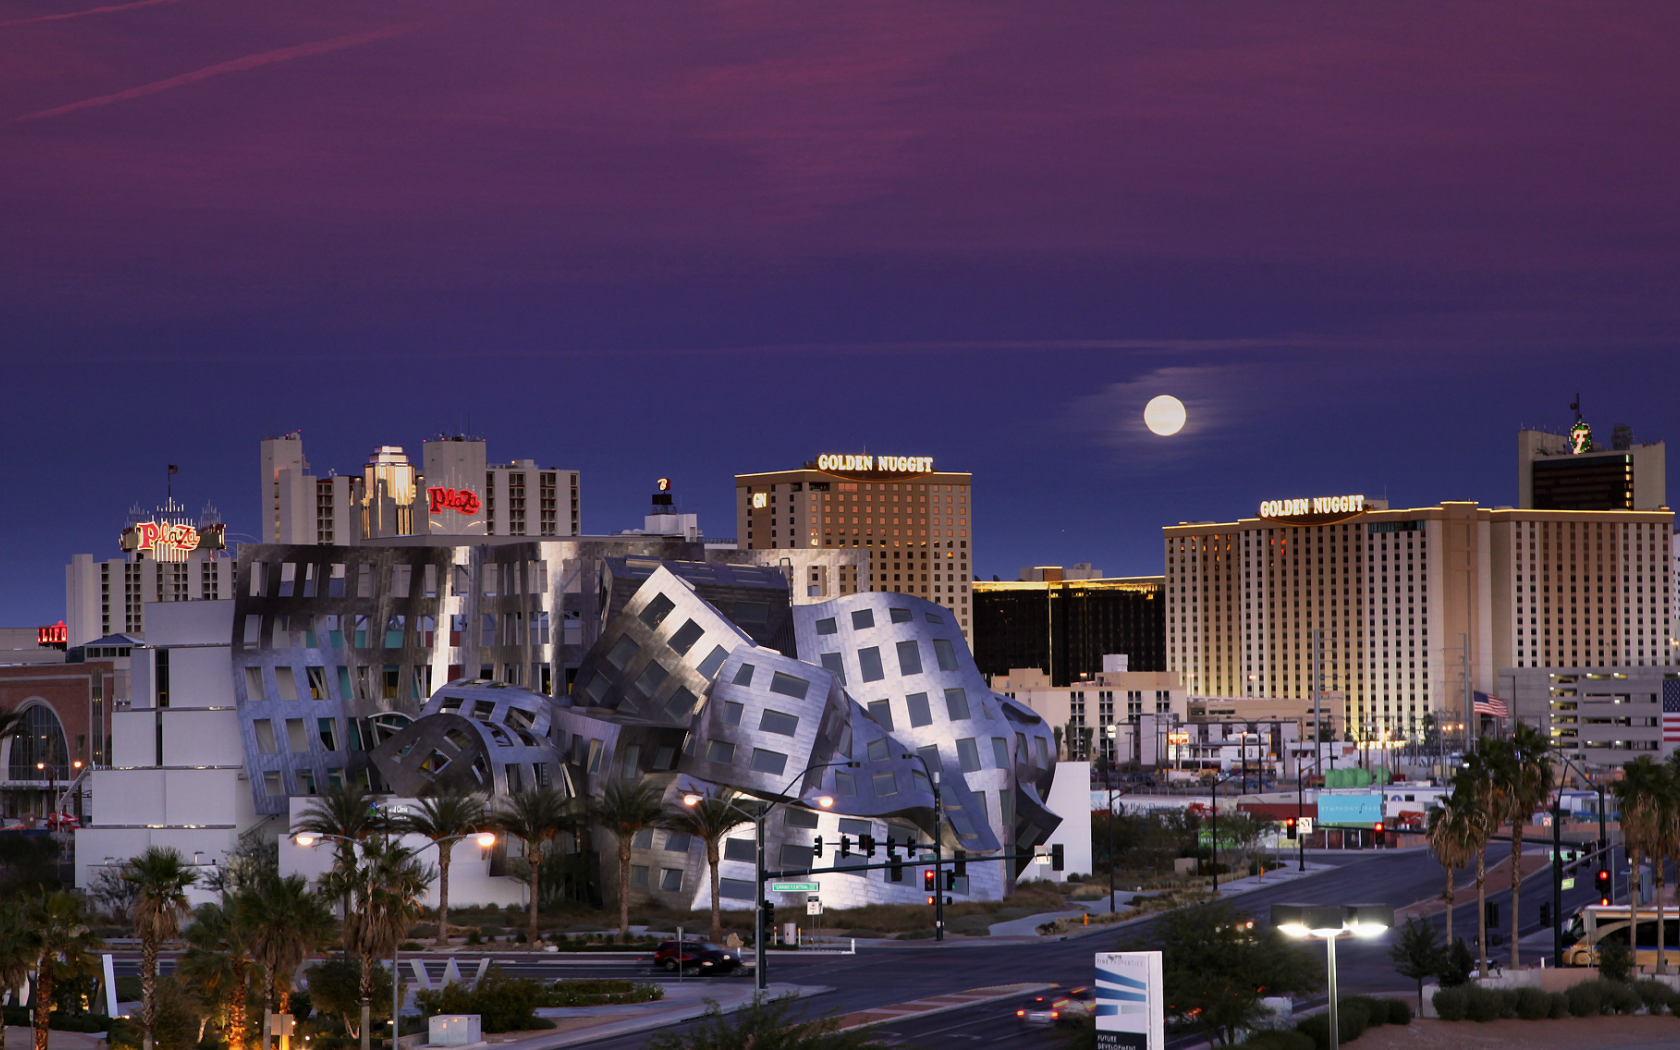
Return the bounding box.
[737,454,974,646]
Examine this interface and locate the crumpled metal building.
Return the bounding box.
[368,560,1060,908]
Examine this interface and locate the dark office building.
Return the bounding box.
[1518,420,1665,511]
[973,575,1164,686]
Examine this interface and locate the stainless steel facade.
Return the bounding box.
[235,546,1060,906]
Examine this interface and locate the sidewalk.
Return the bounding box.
[1396,851,1552,922]
[2,1029,106,1050]
[484,980,828,1050]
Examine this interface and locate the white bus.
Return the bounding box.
[1563,904,1680,967]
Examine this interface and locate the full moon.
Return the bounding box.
[1144,394,1187,436]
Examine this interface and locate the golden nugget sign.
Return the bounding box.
[1258,495,1366,519]
[816,454,934,473]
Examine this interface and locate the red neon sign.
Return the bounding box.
[122,520,201,559]
[38,621,66,647]
[428,487,481,515]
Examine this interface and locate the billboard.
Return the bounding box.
[1317,792,1382,826]
[1095,951,1163,1050]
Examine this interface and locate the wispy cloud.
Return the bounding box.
[0,0,187,29]
[1063,360,1293,468]
[7,22,422,124]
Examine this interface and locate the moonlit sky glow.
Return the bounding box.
[0,0,1676,620]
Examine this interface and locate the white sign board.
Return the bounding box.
[807,896,823,915]
[1297,817,1314,834]
[1095,951,1164,1050]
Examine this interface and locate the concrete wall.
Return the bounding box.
[1041,760,1093,879]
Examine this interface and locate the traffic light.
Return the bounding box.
[954,850,967,877]
[924,869,936,892]
[1374,822,1385,847]
[886,835,899,860]
[860,834,876,857]
[840,835,852,858]
[1597,868,1612,905]
[1485,901,1499,929]
[1540,902,1552,927]
[1051,843,1064,872]
[889,854,903,881]
[761,899,775,927]
[813,836,824,858]
[945,870,957,890]
[1285,818,1297,840]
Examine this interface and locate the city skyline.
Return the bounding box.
[3,1,1678,623]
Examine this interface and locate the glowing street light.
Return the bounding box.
[1272,904,1394,1050]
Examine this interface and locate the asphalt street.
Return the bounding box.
[111,846,1617,1050]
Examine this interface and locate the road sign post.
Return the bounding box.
[806,895,822,916]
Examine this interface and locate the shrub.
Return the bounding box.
[1461,985,1510,1022]
[1294,1001,1367,1050]
[1238,1031,1314,1050]
[1548,991,1569,1019]
[413,968,546,1033]
[400,941,423,951]
[1340,996,1385,1028]
[1437,938,1474,987]
[1567,980,1604,1017]
[1385,999,1411,1025]
[1597,938,1635,982]
[546,981,664,1007]
[1632,978,1674,1014]
[1603,980,1643,1015]
[1513,987,1550,1020]
[465,927,482,945]
[1432,986,1467,1021]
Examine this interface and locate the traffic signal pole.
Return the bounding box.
[754,801,768,991]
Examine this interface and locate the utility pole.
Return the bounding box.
[1312,629,1323,783]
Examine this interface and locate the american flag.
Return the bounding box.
[1473,691,1509,718]
[1663,680,1680,745]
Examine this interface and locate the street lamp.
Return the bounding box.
[682,759,856,991]
[294,826,496,1050]
[1272,904,1394,1050]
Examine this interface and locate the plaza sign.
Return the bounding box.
[428,487,482,515]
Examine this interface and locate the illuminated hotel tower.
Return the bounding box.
[736,455,974,644]
[1165,497,1672,744]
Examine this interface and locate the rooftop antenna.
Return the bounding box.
[1570,393,1582,423]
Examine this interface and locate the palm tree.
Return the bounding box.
[1455,751,1498,980]
[0,900,33,1050]
[591,780,677,937]
[246,871,336,1038]
[341,836,433,1050]
[180,896,260,1050]
[1495,724,1554,968]
[24,892,101,1050]
[295,781,391,923]
[1425,790,1478,947]
[402,786,488,947]
[671,788,753,943]
[126,847,199,1050]
[494,786,573,944]
[1614,754,1669,972]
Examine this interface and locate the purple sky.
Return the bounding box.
[2,0,1677,623]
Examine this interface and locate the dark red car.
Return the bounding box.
[652,940,742,975]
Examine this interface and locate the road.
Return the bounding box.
[113,845,1617,1050]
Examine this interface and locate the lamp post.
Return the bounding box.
[1273,904,1395,1050]
[294,827,496,1050]
[1548,752,1608,968]
[1208,771,1239,894]
[683,759,856,992]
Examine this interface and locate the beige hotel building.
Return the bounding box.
[1165,497,1673,743]
[736,455,974,644]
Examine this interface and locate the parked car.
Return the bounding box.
[1016,987,1094,1026]
[652,940,741,975]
